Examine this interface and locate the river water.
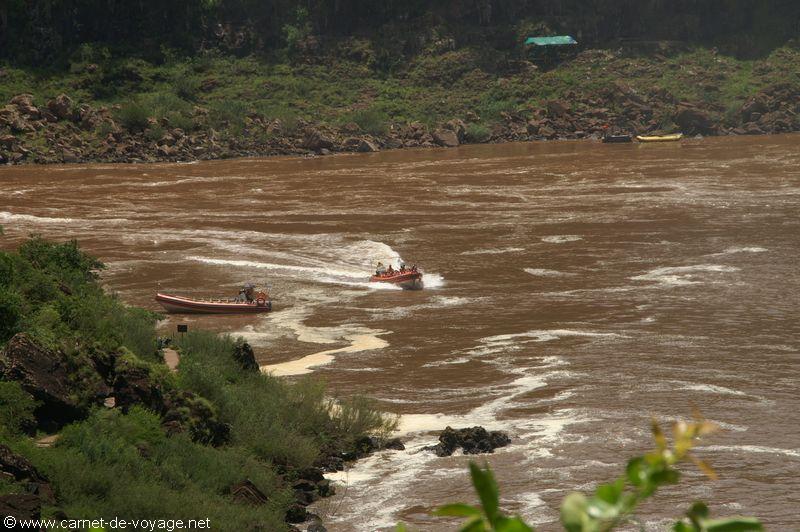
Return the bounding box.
[1,136,799,530]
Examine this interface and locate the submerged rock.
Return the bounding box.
[424,426,511,457]
[285,503,308,523]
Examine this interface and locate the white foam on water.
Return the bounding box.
[421,356,471,368]
[673,382,749,397]
[631,264,739,287]
[541,235,583,243]
[511,491,553,524]
[187,256,366,279]
[376,296,475,320]
[261,333,389,376]
[0,211,76,224]
[721,246,768,254]
[319,442,444,530]
[422,272,446,289]
[324,408,588,530]
[524,268,574,277]
[461,247,525,255]
[697,445,800,459]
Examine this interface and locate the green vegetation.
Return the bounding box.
[0,237,396,530]
[431,418,762,532]
[2,43,799,154]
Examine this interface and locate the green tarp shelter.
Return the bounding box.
[524,36,578,46]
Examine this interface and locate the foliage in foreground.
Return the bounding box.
[432,417,762,532]
[0,237,396,530]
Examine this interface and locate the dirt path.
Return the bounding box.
[163,348,180,372]
[35,434,60,448]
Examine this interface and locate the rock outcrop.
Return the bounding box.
[0,494,42,525]
[0,334,86,427]
[232,340,258,372]
[424,426,511,457]
[161,390,230,446]
[1,74,799,166]
[0,444,53,499]
[432,128,459,147]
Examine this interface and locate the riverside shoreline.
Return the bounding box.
[2,47,799,166]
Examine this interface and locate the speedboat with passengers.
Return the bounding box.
[370,263,423,290]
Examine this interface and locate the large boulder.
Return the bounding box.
[355,138,379,152]
[0,134,15,148]
[432,128,459,147]
[444,119,467,142]
[546,100,570,118]
[674,103,716,134]
[424,426,511,457]
[739,96,768,123]
[46,94,73,120]
[0,105,31,132]
[301,129,334,152]
[9,94,40,119]
[111,358,165,413]
[0,334,85,427]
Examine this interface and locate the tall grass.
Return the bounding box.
[175,331,396,468]
[33,408,290,531]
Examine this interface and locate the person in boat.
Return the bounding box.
[411,264,418,272]
[386,264,394,275]
[235,288,247,303]
[242,283,256,302]
[399,263,406,273]
[376,262,387,276]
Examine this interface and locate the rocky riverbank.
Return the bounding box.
[1,82,798,166]
[2,46,799,166]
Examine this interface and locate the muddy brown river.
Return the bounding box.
[2,136,799,530]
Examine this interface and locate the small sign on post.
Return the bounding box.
[177,324,188,335]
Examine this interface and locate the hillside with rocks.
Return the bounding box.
[1,44,799,165]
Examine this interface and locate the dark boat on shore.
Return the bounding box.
[602,134,633,143]
[155,282,272,314]
[155,293,272,313]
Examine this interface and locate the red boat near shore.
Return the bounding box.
[369,270,423,290]
[155,292,272,314]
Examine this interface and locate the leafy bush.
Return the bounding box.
[465,123,491,143]
[36,408,289,530]
[0,382,40,435]
[174,75,200,101]
[433,417,763,532]
[166,111,196,132]
[145,126,165,142]
[0,287,23,343]
[208,100,248,130]
[176,331,396,467]
[117,101,150,132]
[344,107,389,136]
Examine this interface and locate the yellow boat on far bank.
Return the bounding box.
[636,133,683,143]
